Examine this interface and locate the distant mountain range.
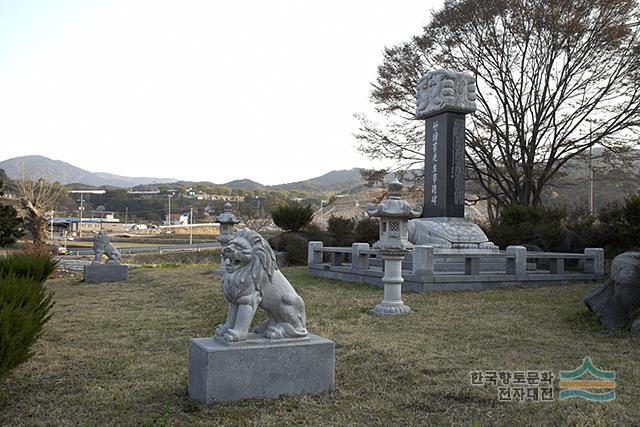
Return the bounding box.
[0,155,365,193]
[0,155,178,188]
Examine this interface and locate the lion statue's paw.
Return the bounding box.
[264,326,285,340]
[254,320,269,334]
[223,329,246,342]
[214,323,229,337]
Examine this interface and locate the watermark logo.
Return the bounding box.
[470,370,555,402]
[559,357,616,402]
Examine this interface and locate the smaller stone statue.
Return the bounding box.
[215,228,307,342]
[92,231,122,264]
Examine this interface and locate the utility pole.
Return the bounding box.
[589,123,594,215]
[68,189,105,237]
[79,193,84,238]
[125,207,128,229]
[167,194,172,225]
[50,210,54,242]
[189,207,193,245]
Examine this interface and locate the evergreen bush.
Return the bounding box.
[271,204,314,233]
[354,217,379,245]
[327,216,356,246]
[0,178,23,247]
[0,204,22,247]
[485,204,564,251]
[0,254,56,382]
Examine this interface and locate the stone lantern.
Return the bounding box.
[366,178,421,315]
[216,202,240,246]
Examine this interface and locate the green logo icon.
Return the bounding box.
[559,357,615,401]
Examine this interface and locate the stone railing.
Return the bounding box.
[308,242,604,292]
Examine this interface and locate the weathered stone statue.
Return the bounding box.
[585,251,640,330]
[215,228,307,342]
[92,231,122,264]
[84,231,128,282]
[410,68,497,250]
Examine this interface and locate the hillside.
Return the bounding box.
[0,155,177,188]
[0,155,366,194]
[273,168,365,192]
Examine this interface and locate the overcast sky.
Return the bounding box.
[0,0,442,185]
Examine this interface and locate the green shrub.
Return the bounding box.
[0,204,23,247]
[327,216,356,246]
[623,194,640,227]
[354,217,379,245]
[301,223,331,243]
[0,254,56,382]
[267,232,309,266]
[485,204,564,251]
[584,197,640,257]
[282,233,309,265]
[271,204,314,233]
[0,178,23,247]
[0,253,58,283]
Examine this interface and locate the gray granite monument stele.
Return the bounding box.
[188,228,335,403]
[409,69,497,250]
[83,231,128,282]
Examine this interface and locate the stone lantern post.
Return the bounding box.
[367,179,421,315]
[216,202,240,246]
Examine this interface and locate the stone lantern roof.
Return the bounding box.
[366,179,422,219]
[217,202,241,225]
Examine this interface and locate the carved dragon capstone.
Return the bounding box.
[92,231,122,264]
[416,69,477,119]
[215,228,307,342]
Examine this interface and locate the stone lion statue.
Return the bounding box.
[215,228,307,342]
[92,231,122,264]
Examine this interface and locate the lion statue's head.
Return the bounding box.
[220,228,276,302]
[93,231,109,251]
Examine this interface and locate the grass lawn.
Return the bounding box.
[1,266,639,426]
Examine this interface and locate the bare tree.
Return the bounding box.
[357,0,640,208]
[12,166,64,246]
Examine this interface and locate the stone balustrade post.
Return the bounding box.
[465,257,480,275]
[584,248,604,275]
[412,245,434,278]
[351,243,370,273]
[506,245,527,275]
[308,241,324,266]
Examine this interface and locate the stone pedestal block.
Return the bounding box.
[83,264,128,282]
[188,333,335,404]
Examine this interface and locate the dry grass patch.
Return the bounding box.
[1,267,639,426]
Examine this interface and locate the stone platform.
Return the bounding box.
[83,264,129,282]
[188,333,335,403]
